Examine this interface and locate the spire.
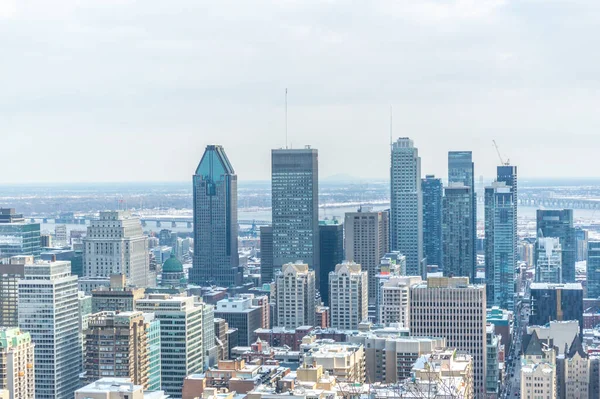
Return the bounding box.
[567,334,587,359]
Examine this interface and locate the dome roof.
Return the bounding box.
[162,253,183,273]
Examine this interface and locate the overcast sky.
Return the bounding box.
[2,0,600,183]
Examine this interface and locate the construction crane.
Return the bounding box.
[492,140,510,166]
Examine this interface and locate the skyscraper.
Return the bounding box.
[410,277,487,396]
[0,258,27,327]
[329,262,368,330]
[448,152,476,277]
[83,211,151,288]
[529,283,583,333]
[271,147,319,280]
[0,209,40,258]
[191,145,241,287]
[344,208,389,305]
[535,238,562,284]
[275,262,316,329]
[0,327,35,399]
[18,260,80,399]
[318,219,344,305]
[259,226,274,284]
[536,209,576,283]
[485,180,517,309]
[587,241,600,299]
[442,183,474,278]
[390,138,423,276]
[422,175,443,268]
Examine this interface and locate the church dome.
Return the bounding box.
[162,253,183,273]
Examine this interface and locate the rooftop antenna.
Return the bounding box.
[285,88,288,149]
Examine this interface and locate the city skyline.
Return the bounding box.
[4,2,600,183]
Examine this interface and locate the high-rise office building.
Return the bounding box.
[191,145,241,287]
[422,175,443,268]
[536,209,577,283]
[83,211,151,288]
[84,311,150,388]
[18,260,80,399]
[587,241,600,299]
[345,208,389,306]
[485,181,516,309]
[0,327,35,399]
[214,296,262,347]
[275,262,316,329]
[271,148,319,281]
[410,277,487,396]
[529,283,583,333]
[535,237,562,284]
[145,313,161,392]
[91,274,145,313]
[378,276,422,327]
[319,219,344,305]
[0,209,40,258]
[136,294,203,398]
[448,151,476,276]
[575,227,588,262]
[0,257,29,327]
[328,262,368,330]
[259,226,274,284]
[442,183,475,278]
[202,303,217,369]
[390,138,423,277]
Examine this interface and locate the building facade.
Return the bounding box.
[535,237,563,284]
[344,208,389,305]
[271,148,319,282]
[378,276,422,327]
[259,226,274,284]
[83,211,151,288]
[0,260,26,327]
[0,209,40,258]
[442,183,475,278]
[530,283,584,333]
[0,327,35,399]
[214,297,262,347]
[537,209,576,283]
[18,261,80,399]
[275,262,316,329]
[422,175,443,269]
[588,241,600,299]
[319,219,344,305]
[328,262,368,330]
[410,277,487,396]
[390,138,423,277]
[191,145,241,287]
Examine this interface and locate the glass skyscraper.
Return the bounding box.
[485,180,516,309]
[191,145,241,286]
[448,152,476,276]
[443,183,474,278]
[390,138,423,277]
[319,219,344,305]
[587,241,600,299]
[0,209,40,258]
[422,175,443,268]
[271,147,319,281]
[536,209,576,283]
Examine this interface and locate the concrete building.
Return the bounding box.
[520,331,557,399]
[0,209,40,258]
[527,320,580,353]
[202,302,218,369]
[83,211,151,288]
[136,294,203,398]
[348,328,445,383]
[18,260,80,399]
[422,175,443,269]
[300,337,365,383]
[537,209,576,283]
[407,348,474,399]
[75,378,168,399]
[442,183,475,279]
[378,276,422,327]
[191,145,242,287]
[328,262,368,330]
[84,311,152,388]
[560,335,589,399]
[0,258,28,327]
[214,318,229,361]
[0,327,35,399]
[530,283,583,333]
[410,277,487,396]
[535,237,563,284]
[271,148,319,283]
[318,219,343,305]
[214,296,262,347]
[259,226,274,284]
[275,262,316,329]
[485,180,517,310]
[587,241,600,299]
[344,208,389,306]
[390,137,423,277]
[91,274,145,313]
[485,325,501,398]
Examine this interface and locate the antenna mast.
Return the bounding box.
[285,88,288,149]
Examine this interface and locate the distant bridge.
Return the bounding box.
[31,215,271,228]
[518,194,600,210]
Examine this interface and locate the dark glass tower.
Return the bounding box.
[587,241,600,299]
[530,282,583,333]
[260,226,274,284]
[443,184,474,278]
[448,152,476,276]
[318,220,344,305]
[422,175,443,268]
[191,145,241,286]
[536,209,576,283]
[271,147,319,282]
